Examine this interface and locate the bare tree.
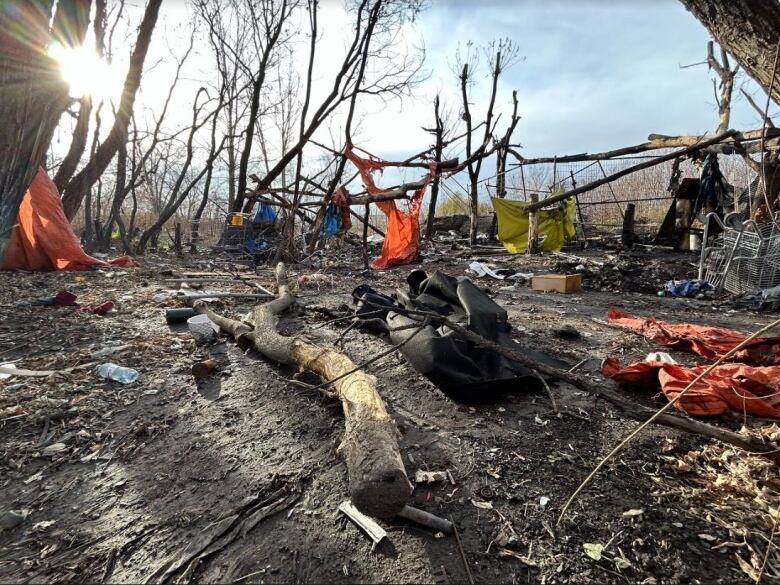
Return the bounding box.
[60,0,163,221]
[456,39,519,245]
[136,88,227,253]
[243,0,425,214]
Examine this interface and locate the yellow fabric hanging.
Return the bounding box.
[491,195,576,254]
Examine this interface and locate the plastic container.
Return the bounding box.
[187,314,219,344]
[165,308,195,324]
[95,363,139,384]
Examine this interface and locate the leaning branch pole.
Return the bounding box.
[525,130,739,212]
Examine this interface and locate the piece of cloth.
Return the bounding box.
[253,203,277,224]
[15,290,78,307]
[694,153,732,216]
[352,270,569,402]
[1,168,136,271]
[323,203,342,237]
[664,279,713,298]
[491,195,576,254]
[332,186,352,232]
[345,145,435,269]
[602,357,780,418]
[607,308,780,366]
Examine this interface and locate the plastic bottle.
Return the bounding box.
[95,363,139,384]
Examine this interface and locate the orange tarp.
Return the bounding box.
[345,146,434,269]
[602,358,780,418]
[1,167,136,271]
[607,308,780,366]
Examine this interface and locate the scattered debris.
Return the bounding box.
[414,470,448,483]
[95,363,139,384]
[338,501,388,550]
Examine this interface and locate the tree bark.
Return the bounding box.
[0,0,90,258]
[680,0,780,104]
[193,263,412,518]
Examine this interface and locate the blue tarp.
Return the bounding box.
[323,203,341,237]
[254,203,277,223]
[664,279,713,298]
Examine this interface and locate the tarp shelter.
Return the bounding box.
[491,196,576,254]
[1,167,136,271]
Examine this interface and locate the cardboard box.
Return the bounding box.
[531,273,582,294]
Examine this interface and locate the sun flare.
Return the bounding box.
[48,42,121,101]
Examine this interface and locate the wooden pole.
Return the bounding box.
[526,130,739,212]
[528,193,539,254]
[622,203,636,248]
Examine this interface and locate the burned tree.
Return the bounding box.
[455,40,519,246]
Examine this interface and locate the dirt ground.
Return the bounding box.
[1,241,779,584]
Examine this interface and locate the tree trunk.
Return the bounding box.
[53,96,93,193]
[61,0,163,221]
[425,95,444,241]
[0,0,90,258]
[680,0,780,104]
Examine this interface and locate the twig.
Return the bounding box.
[557,317,780,525]
[533,369,557,412]
[451,515,474,585]
[759,508,780,584]
[567,357,592,373]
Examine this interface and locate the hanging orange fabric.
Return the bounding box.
[607,308,780,366]
[1,167,137,271]
[602,357,780,418]
[345,145,435,269]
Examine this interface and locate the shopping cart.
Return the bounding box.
[698,212,780,294]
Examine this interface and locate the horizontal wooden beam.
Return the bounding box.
[525,129,739,212]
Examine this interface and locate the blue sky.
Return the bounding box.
[61,0,772,199]
[355,0,772,162]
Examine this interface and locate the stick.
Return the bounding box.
[557,317,780,525]
[452,516,474,585]
[398,505,453,534]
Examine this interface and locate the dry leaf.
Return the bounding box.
[735,554,760,582]
[583,542,603,561]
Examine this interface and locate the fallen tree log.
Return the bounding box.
[192,264,412,517]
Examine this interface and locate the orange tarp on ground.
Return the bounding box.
[345,146,434,269]
[1,168,136,271]
[607,308,780,366]
[602,358,780,418]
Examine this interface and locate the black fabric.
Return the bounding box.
[695,153,732,216]
[353,270,569,403]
